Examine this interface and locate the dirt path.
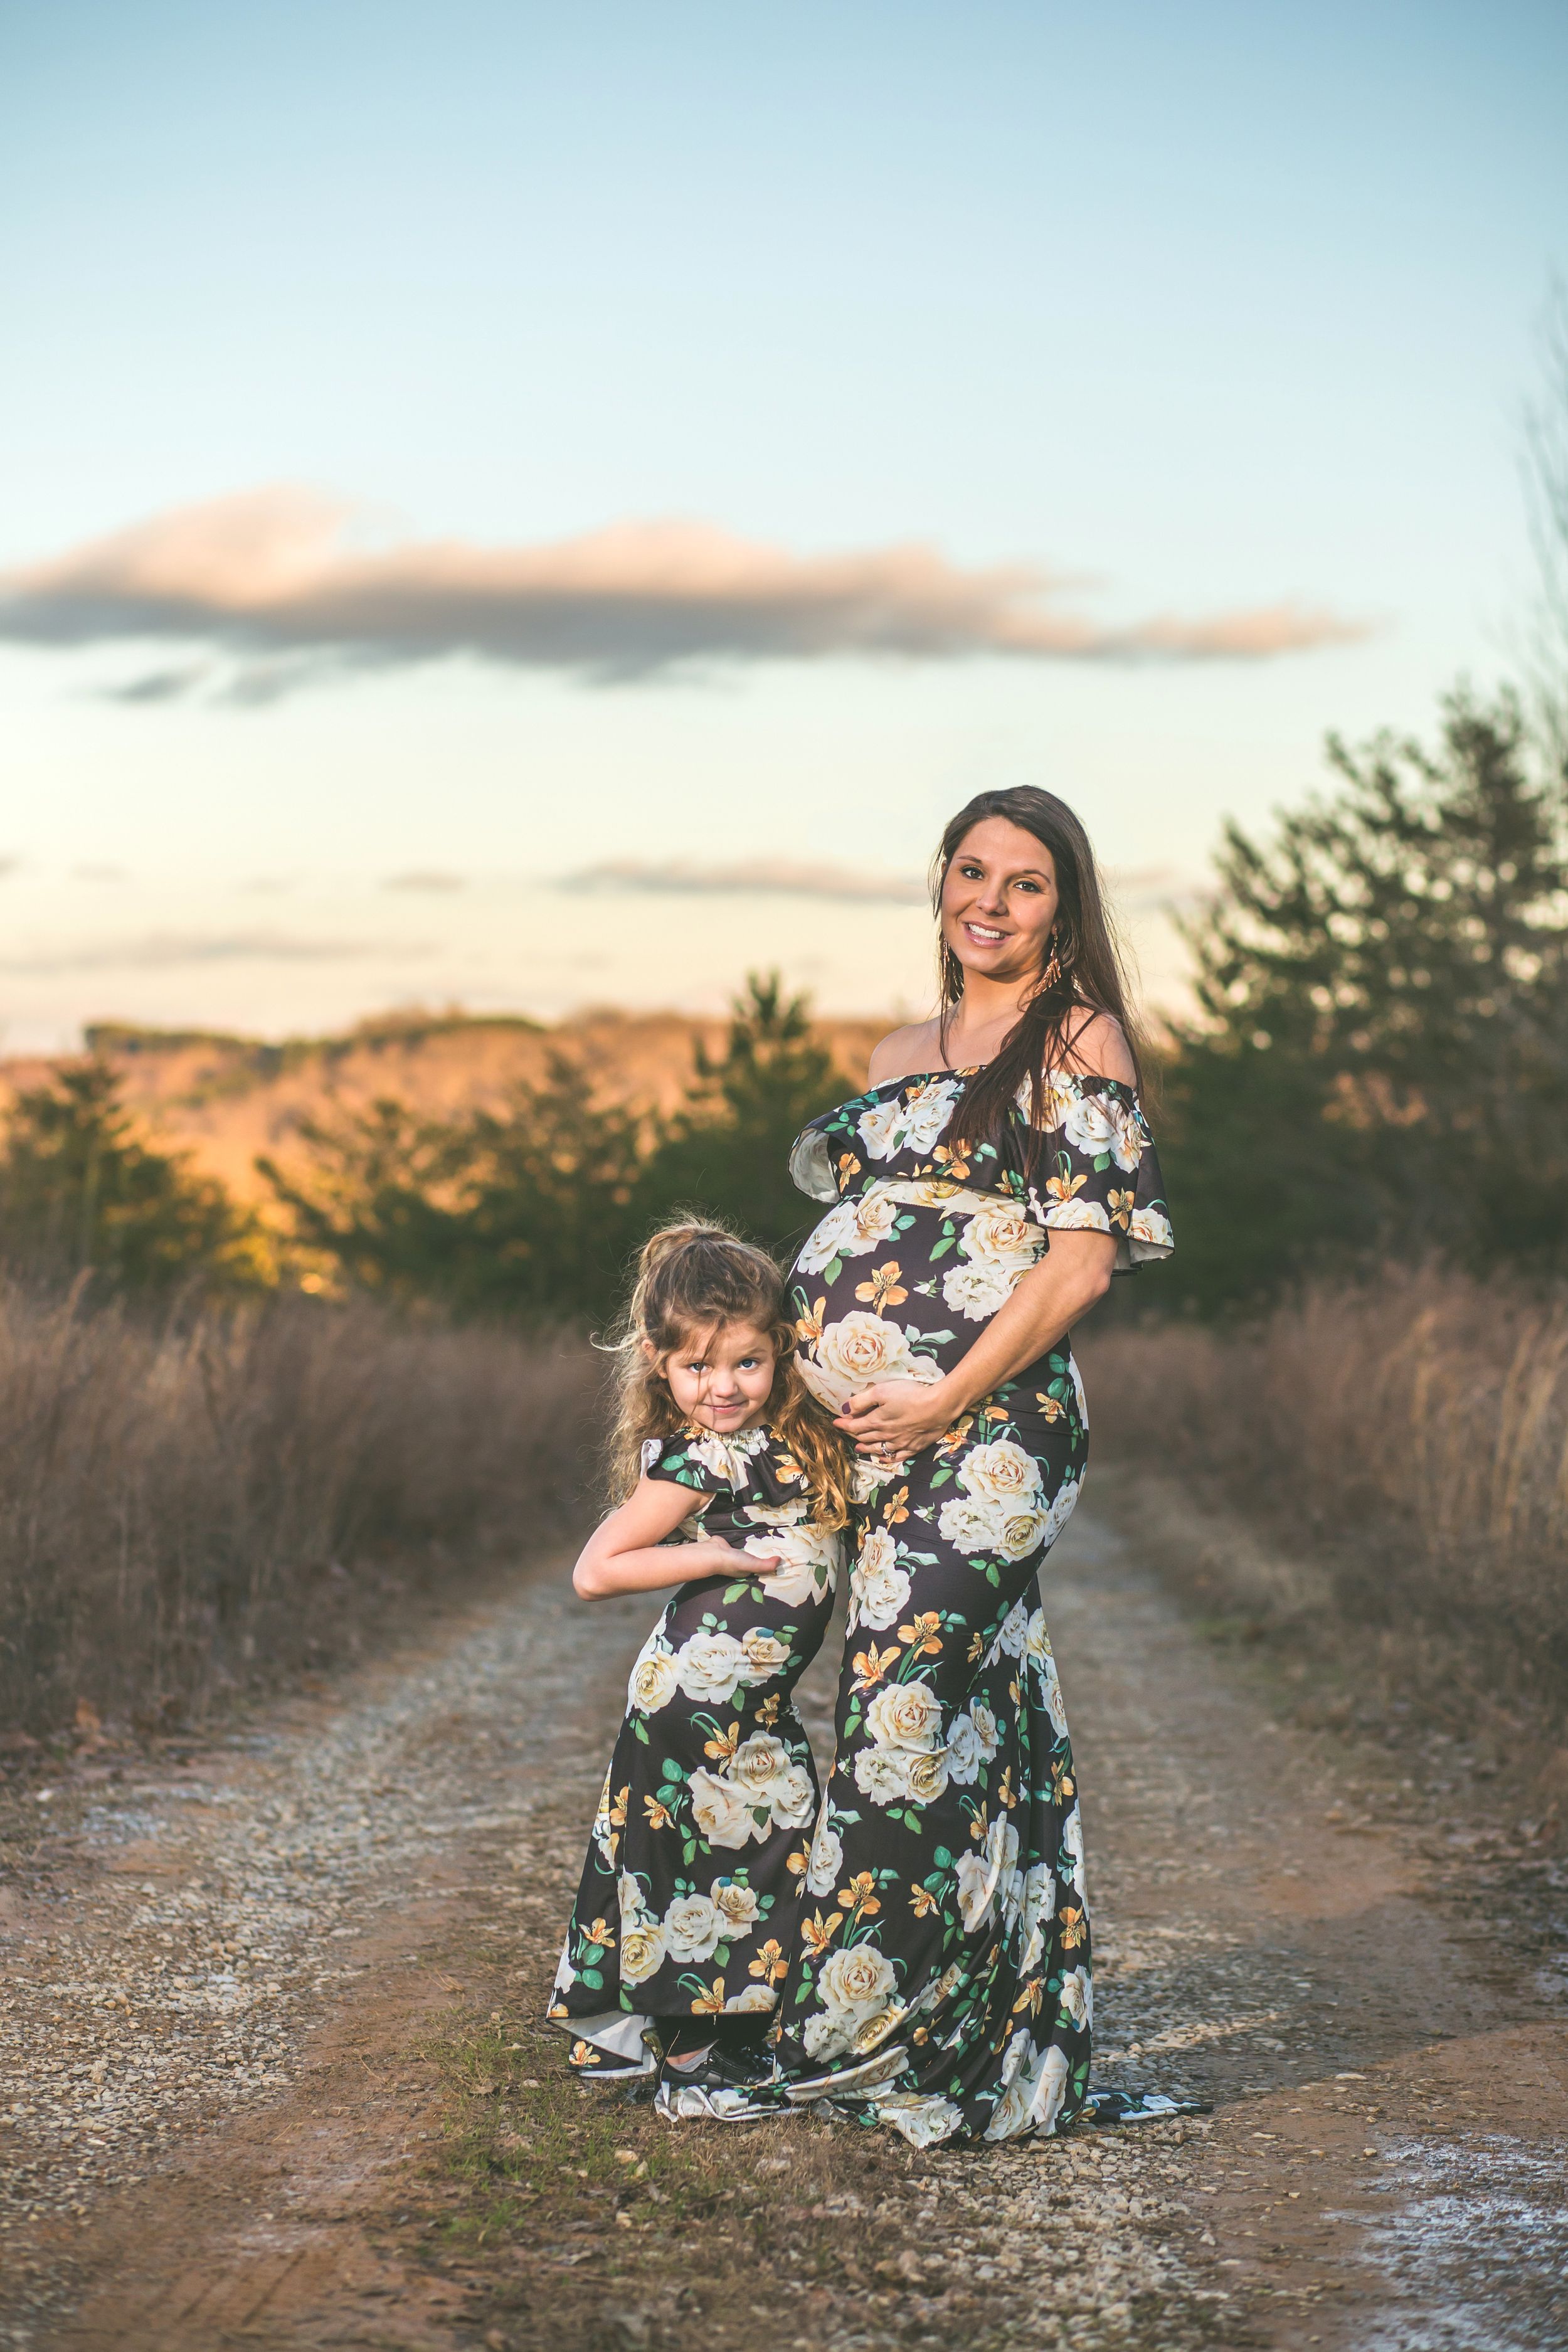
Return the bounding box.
[2,1483,1564,2351]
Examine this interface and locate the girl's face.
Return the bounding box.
[659,1320,778,1434]
[940,816,1060,990]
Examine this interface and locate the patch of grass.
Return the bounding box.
[399,1992,992,2352]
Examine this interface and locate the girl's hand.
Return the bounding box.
[575,1479,782,1600]
[835,1379,956,1461]
[678,1539,783,1580]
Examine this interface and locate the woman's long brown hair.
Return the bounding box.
[933,787,1144,1173]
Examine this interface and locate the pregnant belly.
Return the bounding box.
[789,1185,1047,1414]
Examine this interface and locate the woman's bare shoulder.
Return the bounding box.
[866,1017,945,1088]
[1058,1008,1137,1086]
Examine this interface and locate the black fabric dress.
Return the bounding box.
[758,1067,1177,2144]
[549,1422,843,2076]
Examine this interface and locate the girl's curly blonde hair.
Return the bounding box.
[606,1220,854,1531]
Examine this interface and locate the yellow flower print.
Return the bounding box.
[837,1872,881,1921]
[796,1295,828,1348]
[704,1720,741,1765]
[898,1612,944,1660]
[909,1882,939,1919]
[785,1839,811,1879]
[1051,1759,1075,1805]
[1045,1170,1087,1204]
[643,1796,675,1832]
[773,1450,807,1487]
[756,1690,783,1727]
[748,1937,788,1984]
[982,1401,1009,1422]
[569,2038,601,2066]
[691,1978,729,2014]
[996,1767,1019,1810]
[855,1259,909,1313]
[852,1643,900,1691]
[607,1784,629,1829]
[1058,1904,1087,1950]
[1107,1187,1135,1230]
[1033,1392,1066,1422]
[837,1150,862,1180]
[583,1916,617,1949]
[881,1483,911,1527]
[802,1909,843,1959]
[932,1141,972,1180]
[967,1630,985,1663]
[1012,1979,1044,2017]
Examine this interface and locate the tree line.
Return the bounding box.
[3,689,1565,1322]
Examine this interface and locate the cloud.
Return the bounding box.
[383,869,467,893]
[0,931,433,975]
[98,664,211,704]
[0,487,1367,697]
[562,856,928,904]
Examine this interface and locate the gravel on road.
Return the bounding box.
[1,1480,1564,2351]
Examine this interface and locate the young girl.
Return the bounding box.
[548,1222,852,2117]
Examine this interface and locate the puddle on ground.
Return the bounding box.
[1345,2133,1568,2351]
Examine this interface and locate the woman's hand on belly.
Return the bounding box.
[835,1379,956,1460]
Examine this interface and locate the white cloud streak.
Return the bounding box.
[0,932,433,975]
[0,487,1368,698]
[562,857,927,905]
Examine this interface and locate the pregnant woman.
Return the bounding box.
[730,786,1179,2145]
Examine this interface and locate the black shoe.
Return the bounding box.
[655,2038,782,2122]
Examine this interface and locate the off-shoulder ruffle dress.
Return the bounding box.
[766,1067,1175,2146]
[548,1423,843,2075]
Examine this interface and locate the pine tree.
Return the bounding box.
[0,1059,269,1292]
[1166,691,1568,1305]
[637,973,853,1255]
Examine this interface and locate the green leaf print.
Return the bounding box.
[578,1967,604,1990]
[931,1847,954,1870]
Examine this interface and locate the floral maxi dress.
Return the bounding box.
[768,1067,1175,2146]
[549,1424,843,2075]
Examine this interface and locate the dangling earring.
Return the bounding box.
[1038,933,1063,992]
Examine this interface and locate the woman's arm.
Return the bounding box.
[834,1229,1116,1456]
[572,1475,782,1600]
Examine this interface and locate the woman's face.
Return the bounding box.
[940,817,1060,990]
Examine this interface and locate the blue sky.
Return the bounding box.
[2,0,1564,1047]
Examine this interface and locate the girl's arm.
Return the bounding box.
[572,1475,782,1601]
[834,1229,1116,1456]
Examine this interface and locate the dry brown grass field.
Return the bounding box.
[0,1284,600,1740]
[1082,1265,1568,1794]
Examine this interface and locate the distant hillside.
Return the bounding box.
[0,1007,889,1201]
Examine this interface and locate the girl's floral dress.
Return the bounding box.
[549,1423,844,2077]
[763,1067,1176,2146]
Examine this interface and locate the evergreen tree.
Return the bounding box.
[1166,691,1568,1306]
[260,1057,650,1323]
[0,1058,269,1292]
[636,974,853,1254]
